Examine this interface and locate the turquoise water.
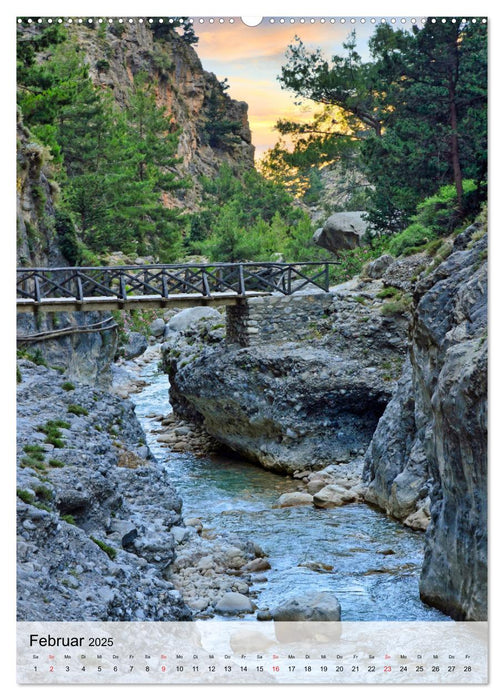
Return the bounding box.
[132,361,449,622]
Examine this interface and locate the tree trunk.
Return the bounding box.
[449,76,464,214]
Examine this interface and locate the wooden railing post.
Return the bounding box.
[76,272,83,302]
[202,270,210,296]
[161,271,169,299]
[119,272,127,300]
[33,273,41,303]
[238,264,245,296]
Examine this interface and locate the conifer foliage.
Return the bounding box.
[269,18,487,233]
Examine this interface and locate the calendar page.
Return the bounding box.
[15,11,488,686]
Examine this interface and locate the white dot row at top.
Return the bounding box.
[17,17,487,26]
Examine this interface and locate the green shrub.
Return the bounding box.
[17,348,48,367]
[37,419,70,447]
[17,365,22,383]
[62,514,76,525]
[67,404,88,416]
[90,536,117,560]
[34,484,53,501]
[388,223,436,257]
[24,444,46,459]
[61,381,75,391]
[415,180,478,236]
[20,456,46,471]
[381,295,412,316]
[48,458,65,468]
[95,59,110,72]
[376,287,400,299]
[17,489,35,504]
[54,210,79,265]
[388,180,479,257]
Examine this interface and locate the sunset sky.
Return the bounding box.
[193,18,376,160]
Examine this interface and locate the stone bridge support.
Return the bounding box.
[225,293,334,347]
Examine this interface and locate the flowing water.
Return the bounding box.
[133,360,449,622]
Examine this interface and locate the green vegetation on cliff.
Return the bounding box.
[17,23,188,262]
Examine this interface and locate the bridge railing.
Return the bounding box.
[17,262,338,304]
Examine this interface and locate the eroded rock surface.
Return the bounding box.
[162,278,410,475]
[363,226,487,619]
[17,360,190,621]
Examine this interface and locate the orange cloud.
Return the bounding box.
[194,19,373,157]
[197,20,352,62]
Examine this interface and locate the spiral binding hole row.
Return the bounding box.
[17,17,487,26]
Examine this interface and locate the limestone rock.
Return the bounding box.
[242,557,271,572]
[363,357,430,525]
[364,254,394,279]
[312,483,360,508]
[149,318,166,338]
[271,591,341,622]
[416,232,487,621]
[274,492,314,508]
[313,211,368,253]
[16,361,191,622]
[362,225,488,620]
[123,332,148,360]
[163,277,409,474]
[167,306,221,333]
[215,592,254,615]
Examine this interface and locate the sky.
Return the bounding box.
[193,18,376,160]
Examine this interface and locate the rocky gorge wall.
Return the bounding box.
[17,311,119,387]
[363,226,487,620]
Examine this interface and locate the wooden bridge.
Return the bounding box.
[16,262,337,313]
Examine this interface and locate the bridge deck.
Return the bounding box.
[16,262,337,314]
[16,291,271,313]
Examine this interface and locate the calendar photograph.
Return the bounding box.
[15,14,488,684]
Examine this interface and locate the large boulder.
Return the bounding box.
[274,492,314,508]
[123,332,147,360]
[166,306,221,333]
[271,590,341,622]
[163,275,410,475]
[149,318,166,338]
[215,592,254,615]
[313,211,368,253]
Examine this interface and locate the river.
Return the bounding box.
[132,360,449,622]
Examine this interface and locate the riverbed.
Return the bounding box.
[132,360,449,622]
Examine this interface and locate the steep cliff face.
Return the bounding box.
[17,21,254,268]
[363,225,487,620]
[415,228,487,620]
[16,114,66,267]
[73,22,254,211]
